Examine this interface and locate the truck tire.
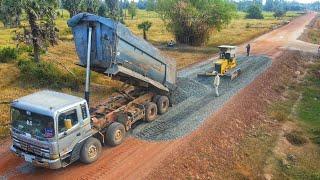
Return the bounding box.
[106,122,126,147]
[145,102,157,122]
[156,96,170,115]
[80,137,102,164]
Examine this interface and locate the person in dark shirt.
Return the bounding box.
[246,44,251,56]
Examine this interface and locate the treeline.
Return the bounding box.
[0,0,314,60]
[235,0,311,20]
[236,0,316,12]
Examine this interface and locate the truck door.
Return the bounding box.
[57,107,83,160]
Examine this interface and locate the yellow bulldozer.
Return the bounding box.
[198,45,241,80]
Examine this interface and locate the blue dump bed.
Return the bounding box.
[68,13,176,92]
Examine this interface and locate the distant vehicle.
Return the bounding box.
[10,13,176,169]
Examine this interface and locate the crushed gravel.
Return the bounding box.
[131,56,272,141]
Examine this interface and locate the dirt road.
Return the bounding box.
[0,12,317,180]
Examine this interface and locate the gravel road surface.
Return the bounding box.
[132,56,272,141]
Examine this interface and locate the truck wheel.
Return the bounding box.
[156,96,170,115]
[145,102,157,122]
[106,122,126,147]
[80,137,102,164]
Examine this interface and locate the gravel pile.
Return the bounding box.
[131,56,272,141]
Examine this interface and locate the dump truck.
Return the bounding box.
[10,13,176,169]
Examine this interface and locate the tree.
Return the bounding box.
[20,0,59,62]
[236,0,253,12]
[80,0,99,14]
[146,0,155,11]
[273,9,286,18]
[0,0,23,28]
[98,2,108,17]
[246,5,264,19]
[61,0,81,17]
[122,0,129,9]
[138,21,152,40]
[157,0,236,46]
[137,0,146,9]
[128,1,136,19]
[106,0,120,20]
[264,0,274,11]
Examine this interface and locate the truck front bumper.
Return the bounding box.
[10,145,62,169]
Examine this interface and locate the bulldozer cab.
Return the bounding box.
[218,45,236,61]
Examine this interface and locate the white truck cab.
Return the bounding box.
[10,90,94,169]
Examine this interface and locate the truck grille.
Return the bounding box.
[12,137,49,157]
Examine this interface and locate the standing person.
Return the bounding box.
[213,74,220,97]
[246,44,251,56]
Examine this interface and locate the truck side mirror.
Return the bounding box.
[64,119,73,130]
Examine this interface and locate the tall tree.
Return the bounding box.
[157,0,236,46]
[137,0,146,9]
[264,0,274,11]
[80,0,99,14]
[138,21,152,40]
[98,2,108,17]
[122,0,129,9]
[236,0,253,12]
[146,0,156,11]
[128,1,136,19]
[106,0,119,20]
[61,0,81,17]
[0,0,23,28]
[21,0,59,62]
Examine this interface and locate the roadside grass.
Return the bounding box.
[270,55,320,179]
[231,51,320,179]
[300,15,320,45]
[232,125,279,178]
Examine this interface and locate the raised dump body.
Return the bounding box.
[68,13,176,92]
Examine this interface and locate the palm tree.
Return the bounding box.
[22,0,58,62]
[137,21,152,40]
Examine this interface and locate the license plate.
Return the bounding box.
[24,154,33,163]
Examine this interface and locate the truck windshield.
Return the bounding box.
[11,107,55,139]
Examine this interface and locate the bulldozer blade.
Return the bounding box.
[227,68,241,81]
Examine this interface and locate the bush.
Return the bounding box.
[0,47,18,63]
[18,59,83,90]
[285,131,307,146]
[310,128,320,146]
[274,9,286,18]
[246,5,264,19]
